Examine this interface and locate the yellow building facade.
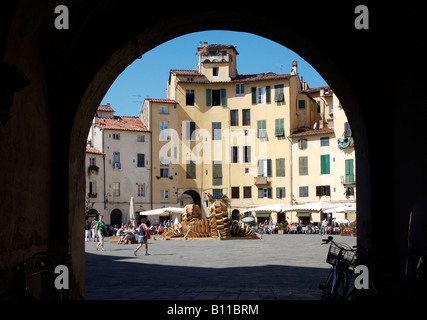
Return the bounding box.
[141,42,355,224]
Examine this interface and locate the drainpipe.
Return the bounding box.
[287,135,294,205]
[102,128,107,212]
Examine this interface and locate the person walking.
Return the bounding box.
[95,214,106,251]
[85,220,91,242]
[91,218,98,242]
[134,217,150,256]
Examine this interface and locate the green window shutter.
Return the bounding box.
[251,87,257,105]
[257,120,267,139]
[266,86,271,103]
[344,122,352,138]
[220,88,227,106]
[299,156,308,175]
[213,162,222,185]
[275,84,284,102]
[258,188,263,198]
[267,188,272,198]
[316,186,321,196]
[276,158,285,177]
[267,159,272,177]
[206,89,212,107]
[321,155,330,174]
[275,118,284,137]
[345,159,354,183]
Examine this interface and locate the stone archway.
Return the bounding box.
[4,2,425,299]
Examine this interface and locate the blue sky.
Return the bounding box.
[101,30,327,117]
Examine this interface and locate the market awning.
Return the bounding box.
[296,212,311,218]
[282,201,339,212]
[256,213,270,217]
[244,203,291,213]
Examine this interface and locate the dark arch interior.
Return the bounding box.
[1,2,426,299]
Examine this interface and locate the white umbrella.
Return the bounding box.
[324,204,356,214]
[244,203,291,213]
[129,197,136,226]
[140,207,184,216]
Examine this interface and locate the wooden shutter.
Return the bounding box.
[220,88,227,106]
[266,86,271,103]
[267,159,272,177]
[321,155,330,174]
[206,89,212,107]
[251,87,257,105]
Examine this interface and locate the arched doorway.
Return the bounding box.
[232,209,240,221]
[110,209,122,227]
[181,190,201,208]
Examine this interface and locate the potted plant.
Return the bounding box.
[278,223,286,234]
[87,164,99,175]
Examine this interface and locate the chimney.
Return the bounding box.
[291,60,298,75]
[204,41,208,47]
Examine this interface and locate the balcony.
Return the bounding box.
[254,176,271,186]
[341,175,355,185]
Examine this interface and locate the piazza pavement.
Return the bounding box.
[84,233,357,301]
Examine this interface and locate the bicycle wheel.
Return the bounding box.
[319,268,337,300]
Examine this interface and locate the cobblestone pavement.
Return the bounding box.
[85,234,357,300]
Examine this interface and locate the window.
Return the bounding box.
[113,133,120,140]
[321,155,330,174]
[243,146,251,163]
[298,139,307,150]
[206,89,226,106]
[113,182,120,197]
[258,188,272,199]
[242,186,251,198]
[236,84,245,96]
[89,157,96,166]
[276,187,286,199]
[345,159,355,183]
[213,161,222,185]
[137,183,145,197]
[344,122,352,138]
[242,109,250,126]
[89,181,96,196]
[231,187,240,199]
[186,161,196,179]
[161,189,169,200]
[299,186,309,197]
[257,159,272,177]
[186,121,196,140]
[186,89,195,106]
[276,158,285,177]
[160,168,169,178]
[137,154,145,167]
[159,106,169,114]
[231,146,238,163]
[213,67,219,77]
[298,100,306,109]
[137,135,145,142]
[251,86,271,105]
[257,120,267,139]
[299,156,308,175]
[275,118,284,137]
[212,122,221,140]
[113,152,120,168]
[274,84,284,102]
[230,110,238,126]
[159,121,169,141]
[212,189,223,199]
[320,137,330,146]
[160,155,170,167]
[316,185,331,196]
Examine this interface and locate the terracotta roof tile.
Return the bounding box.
[232,72,290,82]
[145,99,177,104]
[86,146,104,155]
[97,103,115,112]
[290,127,335,138]
[95,116,149,132]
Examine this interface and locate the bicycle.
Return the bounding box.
[318,236,357,300]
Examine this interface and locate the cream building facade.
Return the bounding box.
[86,104,151,225]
